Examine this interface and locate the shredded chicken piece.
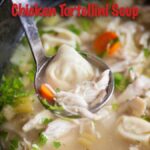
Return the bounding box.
[23,110,53,132]
[56,70,110,119]
[41,119,75,149]
[119,97,146,117]
[118,76,150,103]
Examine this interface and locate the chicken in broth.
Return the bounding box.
[0,16,150,150]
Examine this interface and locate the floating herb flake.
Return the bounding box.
[37,133,48,146]
[31,144,40,150]
[52,141,61,149]
[112,103,119,111]
[143,48,150,58]
[42,118,53,125]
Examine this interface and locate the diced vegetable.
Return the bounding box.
[39,84,55,102]
[67,24,81,35]
[143,48,150,58]
[52,140,61,149]
[14,96,33,114]
[114,73,129,92]
[37,133,48,146]
[93,32,121,56]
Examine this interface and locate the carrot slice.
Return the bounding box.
[93,31,121,56]
[39,84,55,102]
[108,41,121,56]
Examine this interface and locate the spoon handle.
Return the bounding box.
[19,16,46,69]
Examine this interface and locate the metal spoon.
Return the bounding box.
[18,15,114,116]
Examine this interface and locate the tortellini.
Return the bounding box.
[45,44,94,90]
[117,116,150,144]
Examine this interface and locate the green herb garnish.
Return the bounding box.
[143,48,150,58]
[80,52,88,58]
[37,133,48,146]
[0,75,30,110]
[42,118,53,125]
[113,73,129,92]
[31,144,40,150]
[26,65,36,82]
[41,100,64,112]
[78,18,92,31]
[52,141,61,149]
[9,138,19,150]
[0,64,33,110]
[109,37,119,46]
[76,43,81,52]
[55,88,60,93]
[98,50,107,58]
[67,24,81,35]
[112,103,119,111]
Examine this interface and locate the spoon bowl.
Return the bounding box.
[17,15,114,117]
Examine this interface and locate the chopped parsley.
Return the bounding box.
[26,65,36,82]
[55,88,61,93]
[37,133,48,146]
[78,18,91,31]
[0,65,32,110]
[41,99,64,112]
[143,48,150,58]
[67,24,81,35]
[98,50,107,58]
[112,103,119,111]
[42,118,53,125]
[76,43,81,52]
[52,141,61,149]
[9,138,19,150]
[113,72,129,92]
